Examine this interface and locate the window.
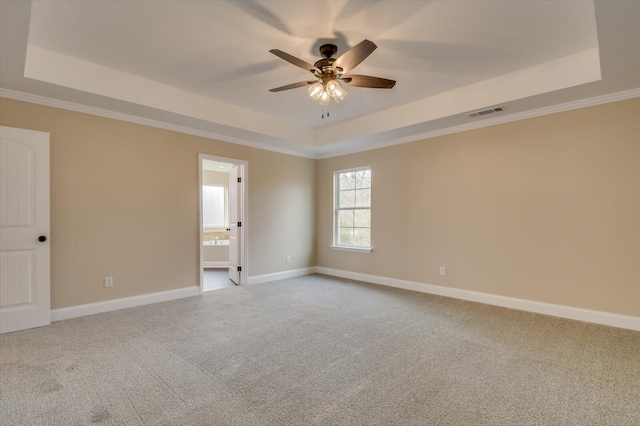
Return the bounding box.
[333,167,371,251]
[202,185,225,228]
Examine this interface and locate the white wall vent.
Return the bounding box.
[467,106,505,118]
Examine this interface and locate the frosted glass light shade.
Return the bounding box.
[319,90,330,105]
[308,82,323,100]
[326,80,340,97]
[332,84,347,103]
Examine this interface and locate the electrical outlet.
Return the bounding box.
[104,277,113,288]
[439,267,446,276]
[286,255,291,263]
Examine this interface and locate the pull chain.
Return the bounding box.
[321,103,331,119]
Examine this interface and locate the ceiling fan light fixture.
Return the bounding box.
[269,39,395,113]
[308,82,323,100]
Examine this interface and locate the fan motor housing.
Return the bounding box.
[314,58,336,71]
[315,44,338,73]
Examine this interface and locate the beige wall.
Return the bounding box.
[2,95,638,317]
[0,97,316,309]
[202,169,228,187]
[317,98,640,317]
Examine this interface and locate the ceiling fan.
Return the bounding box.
[268,40,396,108]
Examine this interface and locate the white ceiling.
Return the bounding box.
[1,1,639,158]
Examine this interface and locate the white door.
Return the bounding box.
[0,126,50,334]
[228,165,242,285]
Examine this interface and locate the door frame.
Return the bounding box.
[198,154,248,292]
[0,126,50,334]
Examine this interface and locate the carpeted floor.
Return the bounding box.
[1,274,639,425]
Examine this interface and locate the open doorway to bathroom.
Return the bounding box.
[199,154,248,292]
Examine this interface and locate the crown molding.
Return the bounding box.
[0,88,316,159]
[315,87,640,159]
[3,86,639,161]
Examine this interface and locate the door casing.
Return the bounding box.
[198,154,248,291]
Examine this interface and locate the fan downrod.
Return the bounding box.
[319,44,338,59]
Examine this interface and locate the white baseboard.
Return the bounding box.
[316,267,640,331]
[248,267,317,286]
[203,261,229,268]
[51,286,200,322]
[49,267,639,331]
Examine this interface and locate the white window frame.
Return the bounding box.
[331,166,372,253]
[202,184,227,229]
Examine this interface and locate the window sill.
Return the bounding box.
[330,245,372,253]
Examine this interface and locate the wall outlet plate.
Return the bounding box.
[286,255,291,263]
[439,267,446,276]
[104,277,113,288]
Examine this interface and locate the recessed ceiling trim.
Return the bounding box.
[22,42,602,153]
[314,48,602,146]
[314,87,640,159]
[4,87,638,161]
[24,45,315,147]
[0,88,317,159]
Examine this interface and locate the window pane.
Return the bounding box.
[339,228,354,245]
[335,167,371,248]
[354,209,370,228]
[339,190,355,208]
[353,228,371,247]
[354,228,370,247]
[339,172,356,190]
[339,210,354,227]
[355,189,370,207]
[356,169,371,189]
[203,186,225,227]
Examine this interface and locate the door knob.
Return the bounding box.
[38,235,47,242]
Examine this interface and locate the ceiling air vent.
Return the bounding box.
[467,106,505,118]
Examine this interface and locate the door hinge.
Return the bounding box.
[237,266,242,272]
[238,221,242,227]
[237,177,242,183]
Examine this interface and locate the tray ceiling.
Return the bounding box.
[1,1,639,158]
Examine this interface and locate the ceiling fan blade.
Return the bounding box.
[342,75,396,89]
[269,49,321,74]
[332,39,377,73]
[269,81,316,92]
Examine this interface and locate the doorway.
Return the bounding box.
[199,154,248,293]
